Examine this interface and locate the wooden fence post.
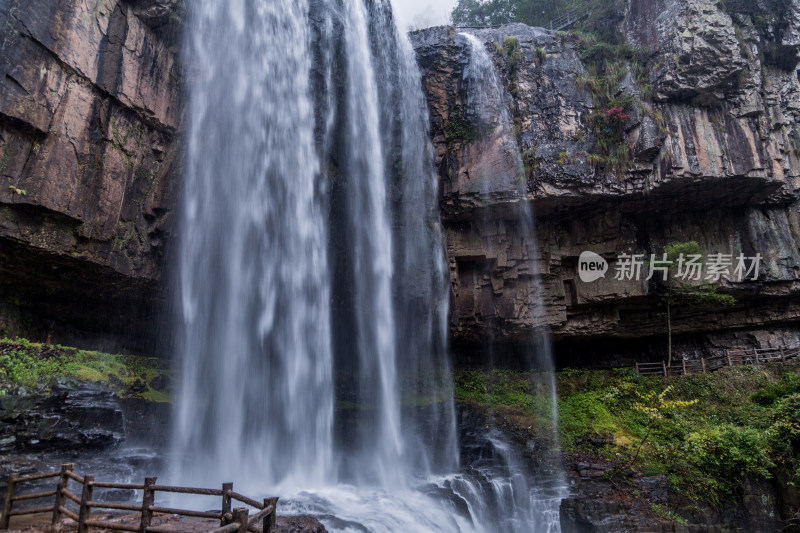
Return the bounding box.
[2,473,17,530]
[51,463,74,526]
[701,358,706,373]
[139,477,157,533]
[682,359,687,375]
[727,351,733,367]
[232,508,248,533]
[262,498,278,533]
[755,349,760,365]
[77,474,94,533]
[662,361,667,376]
[221,482,233,526]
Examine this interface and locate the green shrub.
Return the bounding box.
[456,360,800,505]
[682,426,774,496]
[768,394,800,447]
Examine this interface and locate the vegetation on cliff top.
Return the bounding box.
[451,0,620,31]
[0,338,170,402]
[455,363,800,506]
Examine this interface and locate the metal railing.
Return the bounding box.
[549,4,592,31]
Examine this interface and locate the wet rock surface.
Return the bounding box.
[0,382,124,454]
[0,374,170,470]
[560,456,789,532]
[273,516,328,533]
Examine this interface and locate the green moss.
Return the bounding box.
[534,46,547,65]
[139,388,171,403]
[73,366,105,382]
[444,111,495,144]
[0,146,11,174]
[0,338,170,402]
[650,503,688,526]
[444,112,477,142]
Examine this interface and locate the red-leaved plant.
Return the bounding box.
[604,106,630,123]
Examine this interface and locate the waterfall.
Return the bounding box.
[172,0,333,489]
[173,0,453,493]
[311,0,458,487]
[171,0,561,530]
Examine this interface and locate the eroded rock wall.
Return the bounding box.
[411,0,800,365]
[0,0,183,352]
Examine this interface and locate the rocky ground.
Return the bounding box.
[3,512,326,533]
[0,339,327,533]
[0,339,172,458]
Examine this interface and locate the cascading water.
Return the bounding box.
[172,0,562,530]
[172,0,333,489]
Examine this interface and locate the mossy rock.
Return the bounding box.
[0,338,171,403]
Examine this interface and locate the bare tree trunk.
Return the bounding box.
[667,294,672,369]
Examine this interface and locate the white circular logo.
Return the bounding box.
[578,251,608,283]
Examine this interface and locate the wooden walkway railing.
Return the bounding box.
[0,465,277,533]
[636,345,800,377]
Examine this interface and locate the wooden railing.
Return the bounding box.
[636,345,800,377]
[0,465,277,533]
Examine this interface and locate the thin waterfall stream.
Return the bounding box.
[458,31,567,531]
[171,1,565,531]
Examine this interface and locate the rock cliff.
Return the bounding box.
[411,0,800,365]
[1,0,800,366]
[0,0,183,352]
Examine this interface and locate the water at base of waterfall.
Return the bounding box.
[257,424,565,533]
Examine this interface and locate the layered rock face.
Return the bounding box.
[0,0,183,352]
[411,0,800,365]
